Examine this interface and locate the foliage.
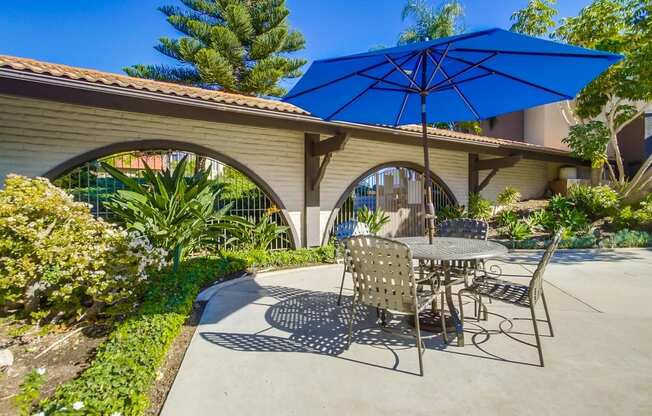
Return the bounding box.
[14,368,46,416]
[602,228,652,247]
[562,121,611,169]
[221,213,289,250]
[504,220,532,241]
[227,245,335,269]
[467,192,492,221]
[614,193,652,229]
[567,184,619,219]
[125,0,306,97]
[497,209,531,240]
[38,246,334,415]
[555,0,652,189]
[510,0,558,36]
[540,195,590,235]
[102,156,231,268]
[357,206,391,235]
[496,186,521,208]
[0,175,167,323]
[399,0,465,44]
[437,204,466,221]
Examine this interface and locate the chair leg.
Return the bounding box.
[476,294,482,322]
[440,292,448,344]
[457,290,466,323]
[414,308,424,376]
[337,267,347,306]
[530,304,545,367]
[346,292,357,349]
[541,291,554,337]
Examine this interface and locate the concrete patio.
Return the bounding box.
[162,249,652,416]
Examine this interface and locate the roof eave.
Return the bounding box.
[0,67,585,165]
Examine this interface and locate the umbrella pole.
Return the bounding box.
[420,93,435,244]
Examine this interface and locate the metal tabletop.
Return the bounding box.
[393,237,508,261]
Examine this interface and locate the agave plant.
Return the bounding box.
[357,206,390,235]
[221,213,289,250]
[101,156,231,269]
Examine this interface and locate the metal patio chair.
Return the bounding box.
[435,218,489,286]
[335,221,370,305]
[342,235,447,376]
[457,229,563,367]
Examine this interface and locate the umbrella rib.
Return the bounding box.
[357,73,419,92]
[394,54,424,126]
[384,54,422,90]
[437,63,482,120]
[425,43,451,90]
[283,59,397,100]
[427,51,497,91]
[432,51,574,99]
[325,54,417,120]
[429,72,494,92]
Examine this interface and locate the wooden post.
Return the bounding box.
[304,133,321,247]
[468,153,479,195]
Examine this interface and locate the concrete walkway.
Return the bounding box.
[162,249,652,416]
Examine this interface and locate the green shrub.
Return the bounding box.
[437,205,466,221]
[14,368,46,416]
[568,184,619,219]
[221,213,289,250]
[357,206,390,235]
[228,245,335,269]
[614,193,652,230]
[102,156,231,267]
[496,186,521,207]
[496,209,519,228]
[542,195,590,235]
[601,229,652,248]
[0,175,167,323]
[38,246,334,415]
[468,192,492,221]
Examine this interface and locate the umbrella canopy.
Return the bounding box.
[283,28,621,241]
[283,28,621,126]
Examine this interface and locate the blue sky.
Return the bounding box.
[0,0,591,77]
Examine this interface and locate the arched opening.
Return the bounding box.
[47,140,297,249]
[323,162,457,243]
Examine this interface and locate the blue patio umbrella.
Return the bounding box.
[283,28,621,241]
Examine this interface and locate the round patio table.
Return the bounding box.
[394,237,508,347]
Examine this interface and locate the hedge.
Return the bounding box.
[39,247,335,415]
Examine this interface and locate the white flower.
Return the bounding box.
[32,412,45,416]
[110,412,122,416]
[72,401,84,410]
[36,367,46,376]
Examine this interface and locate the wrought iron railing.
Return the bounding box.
[53,149,291,250]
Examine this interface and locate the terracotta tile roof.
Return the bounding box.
[0,54,571,155]
[0,54,307,115]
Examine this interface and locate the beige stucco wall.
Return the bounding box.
[0,93,563,245]
[478,157,560,201]
[524,103,571,150]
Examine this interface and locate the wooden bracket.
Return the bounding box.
[311,132,350,157]
[310,132,350,190]
[469,153,522,193]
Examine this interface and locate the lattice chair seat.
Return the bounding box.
[438,219,488,240]
[469,279,531,307]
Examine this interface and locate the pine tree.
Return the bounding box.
[125,0,307,97]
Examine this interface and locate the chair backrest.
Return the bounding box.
[343,235,418,314]
[529,229,564,305]
[438,219,488,240]
[335,220,370,241]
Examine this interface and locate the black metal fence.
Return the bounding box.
[53,149,291,250]
[332,166,455,239]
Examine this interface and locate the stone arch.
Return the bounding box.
[45,139,299,249]
[321,161,457,244]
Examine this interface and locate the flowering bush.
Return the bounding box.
[0,175,167,322]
